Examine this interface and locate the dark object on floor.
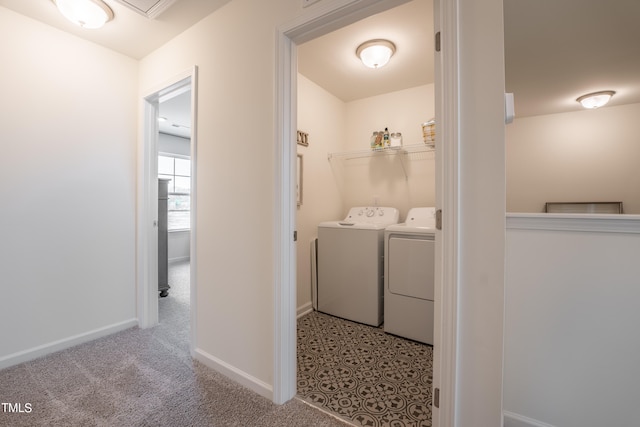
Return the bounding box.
[158,178,171,298]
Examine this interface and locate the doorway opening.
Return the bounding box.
[138,68,198,355]
[157,88,193,329]
[276,2,435,424]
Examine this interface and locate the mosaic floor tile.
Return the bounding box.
[297,311,432,427]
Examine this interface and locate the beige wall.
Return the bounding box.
[0,7,138,365]
[505,217,640,427]
[0,0,510,420]
[507,103,640,214]
[296,77,435,312]
[296,75,346,311]
[139,0,302,388]
[345,83,435,151]
[456,0,506,424]
[343,84,435,220]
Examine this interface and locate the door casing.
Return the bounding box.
[137,67,199,356]
[274,3,460,427]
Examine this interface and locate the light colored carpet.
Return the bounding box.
[0,260,349,427]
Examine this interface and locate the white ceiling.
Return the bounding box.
[504,0,640,117]
[159,90,191,139]
[298,0,434,103]
[0,0,231,59]
[298,0,640,117]
[2,0,638,126]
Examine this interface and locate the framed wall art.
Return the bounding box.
[297,154,303,206]
[297,130,309,147]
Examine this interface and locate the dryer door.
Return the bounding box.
[388,236,435,300]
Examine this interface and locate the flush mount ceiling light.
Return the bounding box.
[53,0,114,29]
[356,39,396,69]
[576,90,616,109]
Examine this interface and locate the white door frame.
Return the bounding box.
[432,0,459,425]
[137,67,199,354]
[274,2,460,424]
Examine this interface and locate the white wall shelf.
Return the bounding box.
[327,143,434,161]
[327,143,434,179]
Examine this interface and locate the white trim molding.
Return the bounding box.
[506,213,640,234]
[0,319,137,370]
[194,348,273,400]
[504,411,557,427]
[274,0,416,407]
[297,302,313,318]
[431,0,459,425]
[137,66,198,359]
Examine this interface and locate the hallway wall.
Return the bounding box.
[507,103,640,214]
[505,216,640,426]
[0,1,510,422]
[0,7,138,367]
[138,0,305,396]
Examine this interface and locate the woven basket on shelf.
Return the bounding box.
[422,120,435,146]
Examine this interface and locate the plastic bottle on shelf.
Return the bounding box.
[383,128,390,148]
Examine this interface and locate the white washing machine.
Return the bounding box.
[317,207,399,326]
[384,207,436,344]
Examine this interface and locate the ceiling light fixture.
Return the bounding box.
[576,90,615,109]
[356,39,396,69]
[53,0,114,29]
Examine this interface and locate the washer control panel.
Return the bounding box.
[344,207,399,225]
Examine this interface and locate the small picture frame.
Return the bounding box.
[297,130,309,147]
[297,154,303,206]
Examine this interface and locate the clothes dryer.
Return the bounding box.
[317,207,399,326]
[384,207,436,344]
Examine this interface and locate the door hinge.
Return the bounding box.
[293,230,298,242]
[436,209,442,230]
[435,31,441,52]
[434,387,440,408]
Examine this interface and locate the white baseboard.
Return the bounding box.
[194,347,273,401]
[297,302,313,318]
[504,411,557,427]
[0,318,138,371]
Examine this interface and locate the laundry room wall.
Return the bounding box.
[296,78,435,314]
[342,84,435,221]
[158,133,191,262]
[507,102,640,214]
[345,84,434,151]
[296,74,346,314]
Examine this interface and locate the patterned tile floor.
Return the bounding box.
[297,311,433,427]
